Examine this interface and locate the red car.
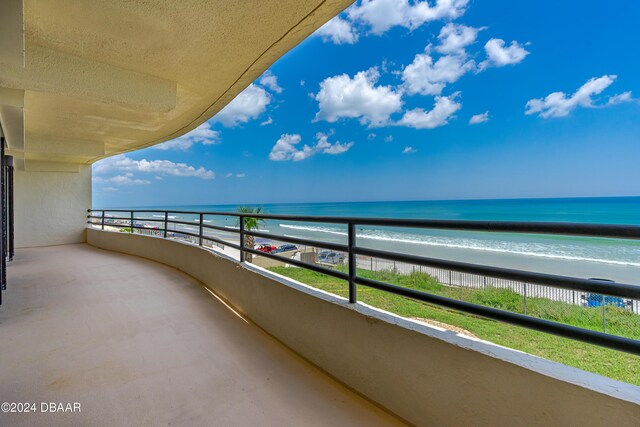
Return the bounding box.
[256,244,277,253]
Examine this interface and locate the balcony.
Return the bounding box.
[1,1,639,425]
[0,211,639,425]
[1,243,400,425]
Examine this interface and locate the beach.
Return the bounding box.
[97,196,640,291]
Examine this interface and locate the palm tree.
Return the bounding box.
[235,206,266,262]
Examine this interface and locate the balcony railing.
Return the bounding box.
[87,208,640,356]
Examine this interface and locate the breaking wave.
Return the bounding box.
[278,224,640,267]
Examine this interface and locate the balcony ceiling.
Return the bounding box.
[0,0,351,171]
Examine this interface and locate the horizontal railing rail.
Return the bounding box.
[353,246,640,299]
[90,209,640,239]
[354,276,640,355]
[87,208,640,355]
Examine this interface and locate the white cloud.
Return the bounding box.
[315,132,355,155]
[380,59,393,73]
[402,49,475,96]
[384,135,394,142]
[348,0,469,35]
[93,155,215,179]
[269,133,354,162]
[315,67,403,127]
[300,80,305,86]
[323,143,353,154]
[469,111,489,124]
[102,187,118,193]
[436,23,483,55]
[402,146,417,154]
[607,91,633,105]
[313,25,529,130]
[368,133,377,140]
[479,38,529,70]
[225,172,247,178]
[153,122,220,151]
[93,175,152,186]
[397,93,461,128]
[259,71,283,94]
[213,84,271,127]
[316,16,359,44]
[111,175,151,185]
[269,134,314,162]
[525,75,619,118]
[260,116,273,126]
[400,30,526,98]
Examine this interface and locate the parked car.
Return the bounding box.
[317,250,346,265]
[582,278,633,309]
[272,244,297,254]
[256,244,277,253]
[581,293,630,309]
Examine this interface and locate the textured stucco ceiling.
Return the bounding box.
[0,0,352,171]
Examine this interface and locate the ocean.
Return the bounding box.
[110,196,640,284]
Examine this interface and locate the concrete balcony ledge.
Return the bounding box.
[3,229,639,426]
[84,229,640,426]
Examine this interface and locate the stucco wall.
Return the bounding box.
[87,229,640,427]
[15,167,91,248]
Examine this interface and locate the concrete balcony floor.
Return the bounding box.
[0,244,403,426]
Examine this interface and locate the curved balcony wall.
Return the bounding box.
[87,228,640,427]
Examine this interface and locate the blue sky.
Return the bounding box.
[93,0,640,208]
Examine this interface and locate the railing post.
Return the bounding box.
[101,210,105,230]
[602,296,607,333]
[130,211,134,233]
[239,215,245,263]
[347,222,357,304]
[163,212,168,238]
[199,213,204,246]
[523,282,528,315]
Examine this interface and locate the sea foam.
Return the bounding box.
[278,224,640,267]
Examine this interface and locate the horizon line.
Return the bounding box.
[94,194,640,210]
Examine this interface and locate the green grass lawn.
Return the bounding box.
[269,265,640,385]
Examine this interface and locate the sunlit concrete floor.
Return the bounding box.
[0,244,403,426]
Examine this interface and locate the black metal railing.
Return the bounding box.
[0,137,14,304]
[87,208,640,355]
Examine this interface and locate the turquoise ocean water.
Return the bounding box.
[109,197,640,283]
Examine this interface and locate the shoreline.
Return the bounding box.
[101,221,640,286]
[95,224,640,313]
